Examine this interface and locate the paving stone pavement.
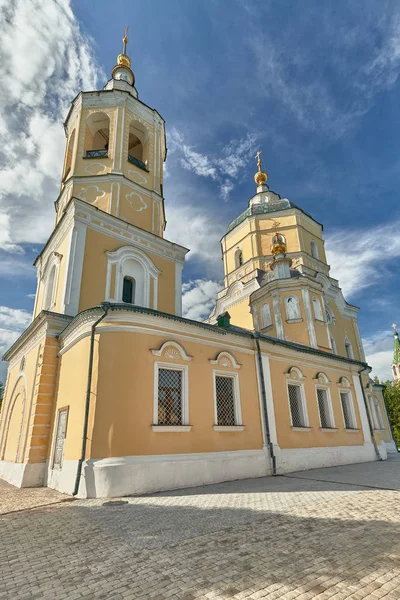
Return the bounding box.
[0,481,69,515]
[1,457,400,599]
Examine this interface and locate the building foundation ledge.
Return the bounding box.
[0,460,45,488]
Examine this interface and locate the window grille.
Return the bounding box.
[317,388,333,428]
[340,392,355,429]
[288,384,306,427]
[215,376,236,426]
[53,409,68,469]
[157,368,183,425]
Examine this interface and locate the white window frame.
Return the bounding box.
[51,407,69,470]
[153,362,190,432]
[315,386,336,430]
[212,370,243,431]
[285,296,302,322]
[339,389,358,430]
[286,381,310,430]
[310,239,319,259]
[330,335,337,354]
[106,246,160,309]
[344,336,354,359]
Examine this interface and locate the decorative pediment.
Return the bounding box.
[313,372,330,385]
[209,351,240,369]
[151,341,192,361]
[338,376,351,388]
[285,366,305,381]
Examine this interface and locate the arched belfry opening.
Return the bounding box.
[128,121,148,170]
[84,112,110,158]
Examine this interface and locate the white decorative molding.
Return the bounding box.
[338,376,351,388]
[285,366,305,381]
[151,341,192,361]
[128,169,147,184]
[84,162,107,175]
[313,372,331,385]
[125,191,147,212]
[209,351,241,369]
[213,426,245,432]
[78,185,106,203]
[61,221,87,316]
[105,245,160,308]
[272,291,285,340]
[152,426,192,432]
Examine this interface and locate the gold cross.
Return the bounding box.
[255,150,262,168]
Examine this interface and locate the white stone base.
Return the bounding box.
[49,450,271,498]
[274,442,381,474]
[384,440,399,454]
[46,460,79,495]
[0,460,46,488]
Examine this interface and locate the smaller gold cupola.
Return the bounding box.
[254,150,268,192]
[271,231,287,257]
[108,27,137,95]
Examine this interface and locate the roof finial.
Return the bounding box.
[117,26,131,68]
[254,150,268,188]
[122,27,129,54]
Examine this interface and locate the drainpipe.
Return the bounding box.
[254,334,277,475]
[73,303,110,496]
[358,367,382,461]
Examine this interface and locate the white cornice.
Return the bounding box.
[72,198,188,263]
[4,312,71,367]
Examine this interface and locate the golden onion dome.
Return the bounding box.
[271,232,287,256]
[254,169,268,185]
[117,53,131,68]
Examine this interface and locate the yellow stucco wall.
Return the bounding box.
[91,330,263,458]
[52,336,92,462]
[268,357,364,449]
[78,228,176,314]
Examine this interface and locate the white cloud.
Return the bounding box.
[0,0,103,250]
[0,306,32,382]
[182,280,222,321]
[168,128,257,199]
[363,329,397,382]
[325,220,400,298]
[165,198,224,278]
[248,7,400,138]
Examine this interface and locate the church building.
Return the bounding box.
[0,33,396,497]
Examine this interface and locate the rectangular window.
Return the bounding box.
[215,375,236,426]
[317,388,334,428]
[340,392,356,429]
[157,368,183,425]
[53,408,68,469]
[288,384,307,427]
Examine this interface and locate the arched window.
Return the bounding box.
[84,112,110,158]
[128,121,148,170]
[344,337,354,359]
[261,303,272,328]
[43,265,56,311]
[285,296,301,321]
[312,296,323,320]
[63,129,75,179]
[310,240,319,259]
[234,249,243,269]
[122,276,136,304]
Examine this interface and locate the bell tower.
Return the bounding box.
[32,31,188,321]
[57,28,166,237]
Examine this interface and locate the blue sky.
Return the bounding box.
[0,0,399,381]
